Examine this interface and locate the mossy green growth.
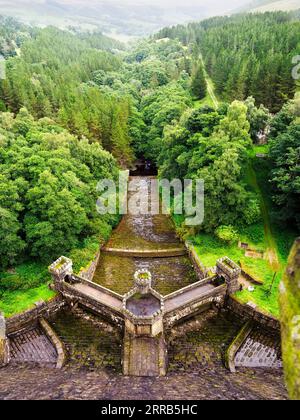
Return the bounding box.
[0,284,55,318]
[190,232,283,316]
[279,238,300,400]
[53,258,68,271]
[137,273,150,280]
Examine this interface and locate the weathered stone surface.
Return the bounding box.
[279,238,300,400]
[39,318,66,369]
[226,296,280,331]
[79,252,101,281]
[0,309,288,400]
[225,321,253,373]
[0,364,287,400]
[9,327,57,366]
[235,326,282,369]
[216,257,241,295]
[123,333,167,377]
[0,313,9,367]
[6,296,66,336]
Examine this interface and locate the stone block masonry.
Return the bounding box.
[227,296,280,331]
[79,252,101,281]
[0,313,9,367]
[6,296,66,336]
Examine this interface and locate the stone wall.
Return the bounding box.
[227,296,280,331]
[164,276,215,301]
[164,285,227,328]
[185,242,208,280]
[103,248,186,258]
[39,318,66,369]
[6,295,66,336]
[225,321,253,373]
[0,313,9,367]
[79,252,101,281]
[56,282,124,330]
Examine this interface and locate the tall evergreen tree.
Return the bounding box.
[190,64,207,100]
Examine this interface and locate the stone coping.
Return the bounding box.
[164,284,227,315]
[102,248,187,258]
[73,275,124,300]
[217,257,241,276]
[59,282,124,328]
[225,321,254,373]
[49,256,72,275]
[39,318,66,369]
[227,296,280,331]
[163,275,217,301]
[185,242,208,276]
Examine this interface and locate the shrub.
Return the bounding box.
[215,225,239,244]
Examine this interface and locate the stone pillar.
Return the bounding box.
[134,270,152,295]
[216,257,241,295]
[0,313,9,367]
[49,256,73,286]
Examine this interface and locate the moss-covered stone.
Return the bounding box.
[279,238,300,400]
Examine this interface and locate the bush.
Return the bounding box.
[215,225,239,244]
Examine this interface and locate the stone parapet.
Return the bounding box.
[39,318,67,369]
[6,296,65,336]
[185,242,208,280]
[227,296,280,331]
[0,313,9,367]
[79,252,101,281]
[57,282,124,330]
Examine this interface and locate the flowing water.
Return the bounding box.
[2,176,286,400]
[93,176,197,295]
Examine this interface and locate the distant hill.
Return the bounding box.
[240,0,300,13]
[0,0,211,40]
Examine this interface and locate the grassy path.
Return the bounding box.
[199,55,219,109]
[246,161,280,271]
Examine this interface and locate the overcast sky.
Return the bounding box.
[0,0,256,37]
[58,0,251,11]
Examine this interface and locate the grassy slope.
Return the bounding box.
[0,284,55,318]
[189,147,296,317]
[189,56,297,316]
[0,235,106,318]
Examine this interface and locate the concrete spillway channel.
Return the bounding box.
[1,177,283,382]
[48,177,242,377]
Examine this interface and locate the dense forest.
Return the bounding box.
[0,11,299,316]
[156,11,300,112]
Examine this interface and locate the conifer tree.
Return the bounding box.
[190,64,207,100]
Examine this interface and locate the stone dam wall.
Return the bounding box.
[6,296,66,336]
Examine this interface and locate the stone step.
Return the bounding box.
[9,327,57,366]
[102,248,187,258]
